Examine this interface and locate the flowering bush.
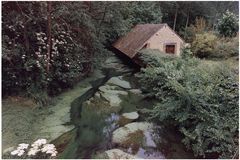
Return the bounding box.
[10,139,57,159]
[217,10,239,37]
[2,2,93,98]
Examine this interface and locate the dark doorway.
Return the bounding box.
[165,44,175,54]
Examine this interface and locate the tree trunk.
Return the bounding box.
[184,10,190,39]
[46,2,52,73]
[173,7,178,31]
[97,6,107,37]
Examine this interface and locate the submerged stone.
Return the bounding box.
[129,89,142,95]
[105,149,138,159]
[99,85,128,95]
[100,92,122,107]
[94,92,101,99]
[107,76,131,89]
[112,122,153,145]
[98,84,128,107]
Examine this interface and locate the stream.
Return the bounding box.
[50,58,195,159]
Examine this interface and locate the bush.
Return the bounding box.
[2,2,94,97]
[137,52,239,158]
[211,37,239,59]
[191,32,217,58]
[217,10,239,37]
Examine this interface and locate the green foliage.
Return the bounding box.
[129,2,162,25]
[217,10,239,37]
[137,51,238,158]
[181,47,194,59]
[191,32,217,58]
[2,1,163,97]
[211,37,239,59]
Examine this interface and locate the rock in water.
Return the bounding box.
[94,92,101,99]
[129,89,142,95]
[99,85,128,95]
[105,149,139,159]
[122,112,139,120]
[100,92,122,107]
[112,122,153,145]
[98,84,128,107]
[117,112,140,126]
[107,76,131,89]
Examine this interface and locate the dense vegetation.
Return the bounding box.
[137,49,238,158]
[2,1,163,100]
[2,1,239,159]
[2,1,238,100]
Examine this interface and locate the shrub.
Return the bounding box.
[217,10,239,37]
[191,32,217,58]
[181,47,194,59]
[137,52,238,158]
[211,37,239,59]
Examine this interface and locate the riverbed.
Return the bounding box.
[2,56,195,159]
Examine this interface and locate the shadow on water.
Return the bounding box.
[55,67,195,159]
[58,69,126,159]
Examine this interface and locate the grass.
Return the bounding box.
[200,56,238,81]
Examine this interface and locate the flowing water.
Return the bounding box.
[51,69,195,159]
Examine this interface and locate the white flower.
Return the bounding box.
[17,143,29,150]
[32,139,47,146]
[51,152,57,157]
[17,150,25,156]
[41,144,56,153]
[10,150,19,156]
[27,148,40,156]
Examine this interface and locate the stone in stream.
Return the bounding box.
[112,122,153,145]
[129,89,142,95]
[107,76,131,89]
[117,112,140,126]
[105,149,139,159]
[100,92,122,107]
[94,92,101,99]
[98,84,128,107]
[122,112,139,120]
[99,85,128,95]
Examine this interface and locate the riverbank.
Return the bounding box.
[2,69,104,155]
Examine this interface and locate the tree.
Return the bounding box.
[217,10,239,37]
